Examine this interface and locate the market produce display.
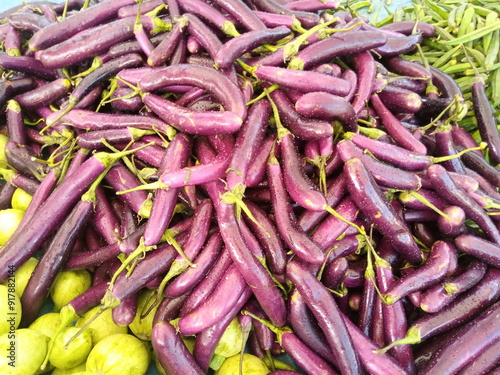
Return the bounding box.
[1,0,500,374]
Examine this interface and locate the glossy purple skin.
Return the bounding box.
[287,260,362,375]
[380,20,435,37]
[165,233,223,298]
[69,282,109,316]
[192,287,252,371]
[437,205,466,237]
[376,263,416,375]
[104,162,149,216]
[48,108,172,133]
[245,133,276,187]
[16,167,59,232]
[295,91,358,132]
[288,288,335,365]
[243,200,286,275]
[71,53,143,103]
[92,186,121,245]
[20,199,93,326]
[215,26,291,69]
[8,12,52,33]
[6,172,39,196]
[298,172,348,232]
[455,235,500,268]
[178,0,236,35]
[117,0,163,18]
[281,331,339,375]
[473,80,500,165]
[385,241,456,304]
[199,138,287,327]
[0,182,16,210]
[348,133,431,171]
[411,267,500,344]
[290,30,387,71]
[461,149,500,189]
[0,155,112,282]
[172,199,214,264]
[251,0,320,27]
[28,0,137,51]
[310,197,359,251]
[350,51,377,114]
[152,321,204,375]
[429,164,500,244]
[344,158,422,264]
[143,93,243,135]
[280,132,327,211]
[371,93,427,155]
[14,78,71,109]
[144,133,192,246]
[112,293,138,326]
[179,249,232,317]
[212,0,267,31]
[227,99,270,190]
[147,18,187,67]
[184,13,222,60]
[373,34,422,56]
[337,139,422,190]
[268,88,333,140]
[140,63,246,120]
[435,130,467,174]
[266,159,325,265]
[421,301,500,375]
[457,335,500,375]
[420,259,487,313]
[38,16,138,69]
[153,294,189,326]
[110,234,188,305]
[76,128,147,150]
[0,54,59,80]
[177,264,248,335]
[377,85,422,114]
[384,55,432,80]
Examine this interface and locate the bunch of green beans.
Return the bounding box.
[349,0,500,134]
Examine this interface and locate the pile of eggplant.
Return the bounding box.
[1,0,500,374]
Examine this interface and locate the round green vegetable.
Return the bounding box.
[2,257,38,298]
[0,209,24,246]
[128,289,158,340]
[0,284,21,336]
[29,312,63,339]
[215,353,270,375]
[213,317,244,358]
[0,328,48,375]
[86,333,150,375]
[50,270,92,311]
[48,326,93,370]
[0,134,8,167]
[75,306,127,344]
[11,188,32,212]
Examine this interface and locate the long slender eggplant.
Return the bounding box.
[344,158,422,264]
[287,259,363,375]
[20,198,93,326]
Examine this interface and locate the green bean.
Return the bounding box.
[455,4,471,32]
[424,0,451,20]
[457,7,475,39]
[482,11,498,52]
[442,62,476,74]
[484,30,500,70]
[464,45,486,66]
[441,21,500,45]
[432,44,462,68]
